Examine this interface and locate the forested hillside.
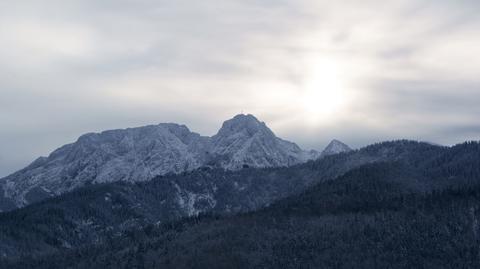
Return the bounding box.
[1,141,480,268]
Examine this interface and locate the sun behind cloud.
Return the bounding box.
[299,56,350,124]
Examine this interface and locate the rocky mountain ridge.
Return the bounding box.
[0,114,351,209]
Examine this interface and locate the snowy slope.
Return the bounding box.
[0,114,328,209]
[321,139,353,157]
[211,114,319,169]
[1,124,211,208]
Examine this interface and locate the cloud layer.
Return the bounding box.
[1,0,479,176]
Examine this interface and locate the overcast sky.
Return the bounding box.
[1,0,480,177]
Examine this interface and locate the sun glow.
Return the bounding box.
[300,57,348,123]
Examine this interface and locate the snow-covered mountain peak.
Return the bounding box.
[210,114,315,169]
[215,114,271,138]
[321,139,352,157]
[0,114,322,210]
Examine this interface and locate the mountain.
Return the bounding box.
[0,123,211,210]
[321,139,352,157]
[0,140,448,258]
[0,114,329,210]
[211,114,318,169]
[2,141,480,268]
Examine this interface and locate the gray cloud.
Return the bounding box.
[1,0,480,176]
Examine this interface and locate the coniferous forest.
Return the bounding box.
[1,141,480,268]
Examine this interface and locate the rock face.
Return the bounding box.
[0,114,333,208]
[321,139,352,157]
[211,114,317,169]
[1,124,211,208]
